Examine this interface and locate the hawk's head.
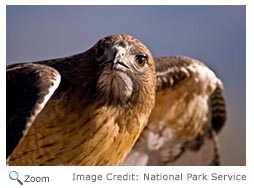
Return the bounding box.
[94,34,156,105]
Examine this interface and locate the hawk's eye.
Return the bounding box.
[135,55,148,67]
[96,47,104,58]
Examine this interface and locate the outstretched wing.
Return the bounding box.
[123,56,227,166]
[6,63,61,159]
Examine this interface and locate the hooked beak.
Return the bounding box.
[114,61,131,70]
[111,50,131,71]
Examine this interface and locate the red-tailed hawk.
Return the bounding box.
[6,34,226,166]
[7,34,156,165]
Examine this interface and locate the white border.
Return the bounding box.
[1,1,252,188]
[246,1,253,168]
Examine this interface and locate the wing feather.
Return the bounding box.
[210,81,227,133]
[6,63,61,159]
[124,56,227,166]
[155,56,195,90]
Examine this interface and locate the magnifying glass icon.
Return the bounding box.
[9,171,23,185]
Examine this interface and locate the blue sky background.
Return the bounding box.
[6,5,246,165]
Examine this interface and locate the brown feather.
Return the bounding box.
[124,56,227,166]
[7,34,156,166]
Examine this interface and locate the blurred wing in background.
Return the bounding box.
[123,56,227,166]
